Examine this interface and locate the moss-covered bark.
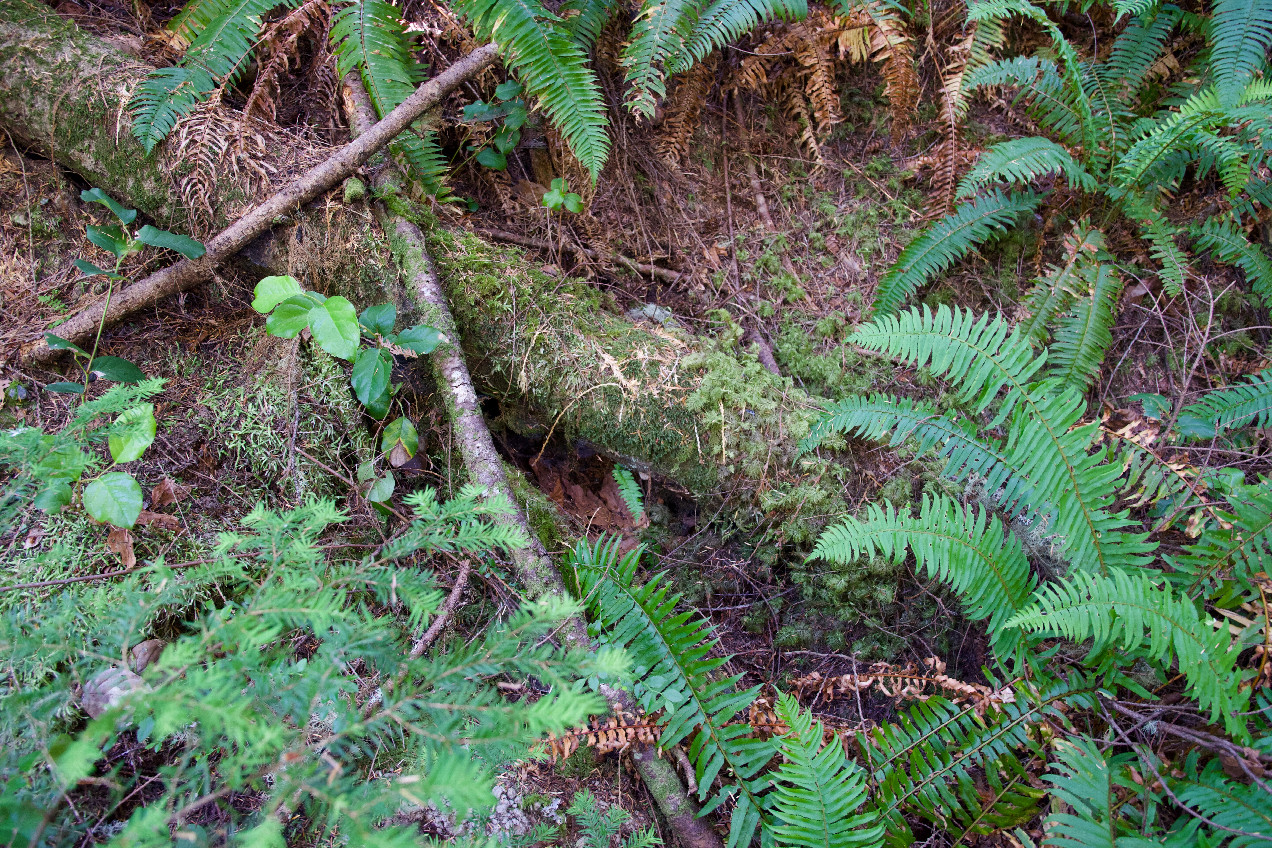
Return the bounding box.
[0,1,853,553]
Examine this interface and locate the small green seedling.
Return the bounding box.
[47,189,204,397]
[463,81,528,172]
[252,276,441,514]
[542,178,583,214]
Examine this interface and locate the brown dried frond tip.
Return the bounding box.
[242,0,329,130]
[659,56,717,166]
[542,712,663,761]
[791,657,1015,714]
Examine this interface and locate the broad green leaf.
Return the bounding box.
[73,259,119,279]
[91,356,145,383]
[109,404,157,463]
[252,276,304,313]
[381,416,418,462]
[495,80,523,100]
[45,381,85,394]
[364,385,391,421]
[475,148,507,170]
[359,303,396,336]
[33,480,73,513]
[44,333,87,355]
[80,188,138,224]
[86,224,129,259]
[134,225,205,259]
[356,460,376,483]
[394,325,442,354]
[351,348,392,406]
[493,127,520,153]
[563,193,583,214]
[308,296,360,360]
[83,472,143,528]
[266,295,320,338]
[366,472,395,502]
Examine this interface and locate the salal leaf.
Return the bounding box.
[308,296,360,360]
[109,404,157,464]
[252,275,304,313]
[83,472,144,528]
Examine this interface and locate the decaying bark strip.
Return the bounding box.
[343,75,724,848]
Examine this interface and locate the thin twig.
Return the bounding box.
[409,558,473,659]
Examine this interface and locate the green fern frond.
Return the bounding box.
[871,191,1041,317]
[1112,0,1159,18]
[1112,89,1223,190]
[1006,567,1252,737]
[1171,753,1272,843]
[765,692,883,848]
[668,0,808,75]
[131,0,292,151]
[622,0,698,117]
[848,306,1156,573]
[570,539,773,848]
[956,138,1097,199]
[811,496,1037,639]
[1170,479,1272,596]
[1189,218,1272,305]
[559,0,616,47]
[1195,128,1253,197]
[1047,262,1123,391]
[1042,738,1143,848]
[1121,195,1190,295]
[1209,0,1272,107]
[611,466,645,522]
[1018,225,1105,344]
[964,57,1087,149]
[1104,3,1182,95]
[860,679,1093,843]
[455,0,610,179]
[1182,367,1272,434]
[332,0,453,196]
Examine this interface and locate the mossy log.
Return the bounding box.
[0,0,851,549]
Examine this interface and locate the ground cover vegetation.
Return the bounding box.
[1,0,1272,842]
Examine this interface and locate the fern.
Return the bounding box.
[871,191,1041,317]
[1112,89,1224,190]
[811,496,1037,641]
[667,0,808,76]
[1041,738,1145,848]
[454,0,610,179]
[1170,479,1272,597]
[559,0,615,48]
[1189,217,1272,305]
[956,138,1097,199]
[1104,3,1182,95]
[332,0,451,196]
[1170,754,1272,844]
[1180,367,1272,434]
[1006,567,1252,738]
[612,466,645,522]
[765,692,883,848]
[622,0,698,117]
[800,394,1041,513]
[570,538,774,848]
[1209,0,1272,107]
[131,0,293,151]
[1018,226,1106,344]
[845,306,1156,573]
[1121,195,1191,295]
[1047,262,1123,391]
[859,679,1093,844]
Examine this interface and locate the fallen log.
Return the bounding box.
[345,75,723,848]
[0,0,852,547]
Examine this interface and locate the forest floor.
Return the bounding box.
[2,0,1271,841]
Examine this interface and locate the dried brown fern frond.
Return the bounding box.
[927,32,974,217]
[659,55,717,166]
[242,0,328,131]
[794,27,840,135]
[541,712,663,761]
[785,84,828,167]
[854,2,919,142]
[791,657,1015,714]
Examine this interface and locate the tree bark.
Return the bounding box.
[344,76,724,848]
[0,0,848,534]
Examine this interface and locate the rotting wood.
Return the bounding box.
[343,75,724,848]
[16,23,497,363]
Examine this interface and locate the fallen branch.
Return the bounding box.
[22,41,499,365]
[343,76,723,848]
[472,226,684,283]
[409,558,472,659]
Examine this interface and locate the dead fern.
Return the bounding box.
[242,0,329,130]
[659,55,717,165]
